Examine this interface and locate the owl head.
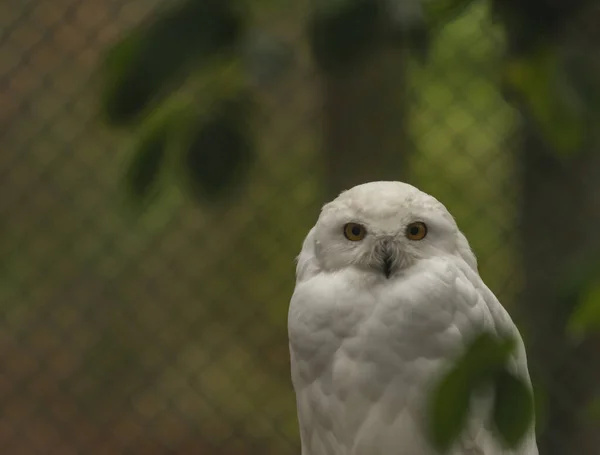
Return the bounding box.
[306,181,477,279]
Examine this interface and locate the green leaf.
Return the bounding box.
[559,254,600,342]
[461,332,516,385]
[101,32,149,126]
[492,368,534,448]
[181,98,254,201]
[502,48,586,156]
[101,0,244,125]
[428,332,517,452]
[567,280,600,342]
[308,0,384,74]
[124,116,171,204]
[428,364,472,452]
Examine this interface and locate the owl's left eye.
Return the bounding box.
[343,223,366,241]
[406,221,427,240]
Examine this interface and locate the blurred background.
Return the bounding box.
[1,0,600,454]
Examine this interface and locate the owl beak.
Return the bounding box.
[379,239,394,279]
[382,254,393,278]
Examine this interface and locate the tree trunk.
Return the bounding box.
[516,109,600,455]
[321,46,409,199]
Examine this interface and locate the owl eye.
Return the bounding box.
[406,221,427,240]
[343,223,366,241]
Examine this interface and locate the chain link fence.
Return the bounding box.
[1,0,599,454]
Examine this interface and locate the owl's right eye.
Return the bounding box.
[343,223,366,241]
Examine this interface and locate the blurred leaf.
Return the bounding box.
[101,0,244,125]
[567,280,600,342]
[120,57,252,208]
[502,48,586,155]
[560,253,600,342]
[461,332,516,383]
[492,368,534,448]
[101,32,147,125]
[125,114,172,204]
[429,332,517,451]
[429,364,472,451]
[189,55,248,105]
[308,0,384,73]
[181,97,254,201]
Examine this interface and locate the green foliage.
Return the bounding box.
[558,253,600,342]
[101,32,147,126]
[459,331,516,381]
[429,332,534,452]
[492,0,600,156]
[429,361,472,451]
[100,0,301,209]
[502,48,586,155]
[124,111,172,204]
[567,280,600,342]
[181,97,254,201]
[101,0,244,126]
[121,90,254,206]
[415,0,600,157]
[492,369,534,447]
[100,0,600,209]
[100,0,265,209]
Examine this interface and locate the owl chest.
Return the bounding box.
[292,307,445,455]
[289,282,464,393]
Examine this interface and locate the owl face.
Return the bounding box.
[312,182,466,278]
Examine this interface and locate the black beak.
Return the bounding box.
[377,239,395,279]
[379,239,394,278]
[383,254,393,278]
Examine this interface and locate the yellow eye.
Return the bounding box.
[343,223,366,241]
[406,221,427,240]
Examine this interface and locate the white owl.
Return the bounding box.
[288,181,538,455]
